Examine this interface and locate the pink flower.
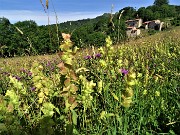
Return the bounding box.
[120,69,129,75]
[62,33,71,40]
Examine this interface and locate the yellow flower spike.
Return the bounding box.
[111,92,119,101]
[38,91,44,98]
[125,87,133,97]
[117,59,122,67]
[100,111,107,119]
[129,72,136,79]
[98,80,103,93]
[155,91,160,97]
[143,89,147,95]
[44,88,49,96]
[35,82,43,90]
[124,59,129,67]
[88,81,95,90]
[99,60,107,68]
[105,36,112,47]
[122,98,132,108]
[32,76,41,82]
[127,80,136,86]
[73,46,79,54]
[137,73,142,78]
[99,47,105,54]
[38,65,43,71]
[38,98,44,104]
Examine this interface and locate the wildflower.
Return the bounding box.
[117,59,122,67]
[62,33,71,41]
[15,76,21,81]
[127,80,136,86]
[27,71,32,77]
[129,72,136,79]
[99,60,107,68]
[20,68,26,73]
[143,89,147,95]
[155,91,160,97]
[84,55,92,60]
[31,87,36,91]
[95,53,101,58]
[105,36,112,47]
[120,69,129,75]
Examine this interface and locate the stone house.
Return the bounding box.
[143,20,162,30]
[126,27,141,38]
[125,18,143,28]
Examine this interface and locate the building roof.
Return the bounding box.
[125,20,135,22]
[143,21,152,24]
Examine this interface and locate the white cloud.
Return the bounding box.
[0,10,104,25]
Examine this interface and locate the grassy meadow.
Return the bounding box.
[0,27,180,134]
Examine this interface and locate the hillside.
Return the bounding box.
[0,25,180,135]
[0,2,180,57]
[1,26,180,73]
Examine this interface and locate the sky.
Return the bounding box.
[0,0,179,26]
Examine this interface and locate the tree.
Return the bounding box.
[120,7,136,20]
[153,0,169,6]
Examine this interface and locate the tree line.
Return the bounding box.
[0,0,180,57]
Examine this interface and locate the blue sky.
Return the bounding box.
[0,0,179,25]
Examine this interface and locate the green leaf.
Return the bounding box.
[55,107,60,114]
[0,123,7,132]
[106,113,115,117]
[66,124,73,135]
[41,102,55,117]
[71,110,78,125]
[111,92,119,101]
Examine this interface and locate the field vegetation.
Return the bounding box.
[0,26,180,134]
[0,0,180,134]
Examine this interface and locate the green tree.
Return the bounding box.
[120,7,136,20]
[153,0,169,6]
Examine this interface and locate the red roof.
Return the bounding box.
[143,21,152,24]
[125,20,135,22]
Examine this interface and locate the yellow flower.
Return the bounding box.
[99,60,107,68]
[122,98,132,108]
[143,89,147,95]
[155,91,160,97]
[127,80,136,86]
[117,59,122,67]
[129,72,136,79]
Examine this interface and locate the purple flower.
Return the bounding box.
[95,53,101,58]
[27,71,32,77]
[120,69,129,75]
[31,87,36,91]
[84,55,92,60]
[20,68,27,73]
[47,61,51,67]
[2,72,10,76]
[15,76,21,81]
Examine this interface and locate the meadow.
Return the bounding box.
[0,27,180,134]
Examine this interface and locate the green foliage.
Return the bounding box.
[154,0,169,6]
[171,16,180,26]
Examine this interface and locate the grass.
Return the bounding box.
[0,27,180,134]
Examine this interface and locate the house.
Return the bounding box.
[143,20,161,30]
[126,27,141,38]
[125,18,143,28]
